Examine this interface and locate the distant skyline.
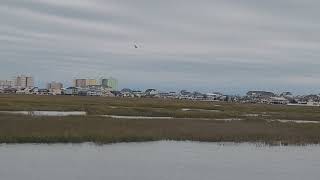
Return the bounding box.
[1,0,320,95]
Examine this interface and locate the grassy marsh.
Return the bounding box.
[1,95,320,144]
[1,114,320,144]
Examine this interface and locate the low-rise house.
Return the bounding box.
[50,88,62,95]
[145,89,159,97]
[205,93,222,101]
[280,92,293,98]
[178,90,193,100]
[30,87,39,95]
[2,88,17,94]
[218,95,229,101]
[85,85,114,97]
[64,87,79,96]
[16,88,33,95]
[247,91,275,98]
[121,92,134,97]
[86,86,101,96]
[307,101,320,106]
[190,92,204,101]
[179,94,192,100]
[87,90,102,96]
[168,92,178,98]
[111,91,122,97]
[180,90,191,96]
[268,97,289,105]
[159,92,169,98]
[296,100,308,105]
[38,89,50,95]
[304,95,320,102]
[132,90,144,98]
[159,91,178,99]
[15,89,26,95]
[228,95,240,102]
[121,88,134,97]
[78,89,88,96]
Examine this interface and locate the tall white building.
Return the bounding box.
[14,75,34,89]
[0,80,14,88]
[26,77,34,88]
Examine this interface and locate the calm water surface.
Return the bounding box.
[0,111,86,116]
[0,141,319,180]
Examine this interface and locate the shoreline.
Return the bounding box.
[1,140,319,146]
[0,137,318,146]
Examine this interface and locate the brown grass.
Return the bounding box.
[1,94,320,119]
[0,114,320,144]
[1,94,320,144]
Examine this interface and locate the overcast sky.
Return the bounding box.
[1,0,320,94]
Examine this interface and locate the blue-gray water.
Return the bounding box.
[1,141,319,180]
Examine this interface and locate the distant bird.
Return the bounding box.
[133,41,140,49]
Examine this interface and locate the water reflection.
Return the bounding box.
[0,111,86,116]
[0,141,319,180]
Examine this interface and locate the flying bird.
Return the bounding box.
[133,41,140,49]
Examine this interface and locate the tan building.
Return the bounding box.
[47,81,63,90]
[74,79,87,88]
[86,79,97,86]
[74,79,97,88]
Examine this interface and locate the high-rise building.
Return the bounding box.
[0,80,14,88]
[26,77,34,88]
[47,81,63,95]
[15,76,24,88]
[101,79,108,87]
[74,79,97,88]
[101,78,118,91]
[14,75,34,88]
[86,79,97,86]
[74,79,87,88]
[47,81,63,90]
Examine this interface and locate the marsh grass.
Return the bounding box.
[0,114,320,144]
[2,95,320,120]
[1,95,320,144]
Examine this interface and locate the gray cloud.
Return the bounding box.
[1,0,320,94]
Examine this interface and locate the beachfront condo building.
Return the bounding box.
[74,79,97,88]
[14,75,34,89]
[101,78,118,91]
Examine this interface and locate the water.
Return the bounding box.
[1,111,319,123]
[100,115,243,121]
[181,108,221,112]
[0,111,86,116]
[101,115,174,119]
[269,119,320,124]
[0,141,319,180]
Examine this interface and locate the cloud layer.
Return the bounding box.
[1,0,320,94]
